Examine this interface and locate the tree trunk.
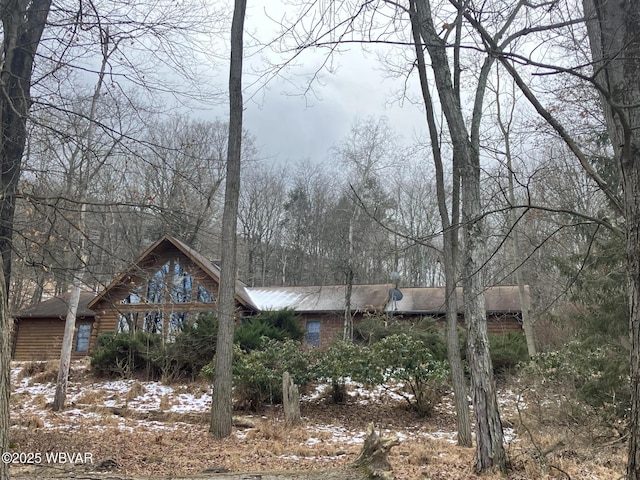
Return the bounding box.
[52,275,82,411]
[352,424,399,479]
[343,268,354,342]
[460,144,505,472]
[627,141,640,480]
[0,262,10,480]
[283,371,301,426]
[210,0,247,440]
[0,0,52,294]
[0,2,52,478]
[52,27,112,411]
[412,0,505,469]
[582,1,640,478]
[408,0,472,448]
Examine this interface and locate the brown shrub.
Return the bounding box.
[125,381,146,402]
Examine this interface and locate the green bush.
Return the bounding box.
[354,315,447,361]
[201,338,312,410]
[151,314,218,381]
[235,309,303,351]
[489,333,529,374]
[311,335,449,415]
[91,314,218,381]
[368,334,449,416]
[311,340,373,403]
[521,340,629,421]
[90,331,161,378]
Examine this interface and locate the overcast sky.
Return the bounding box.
[202,1,430,167]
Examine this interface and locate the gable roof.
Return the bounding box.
[16,291,97,320]
[88,235,257,310]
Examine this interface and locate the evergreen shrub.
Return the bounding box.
[354,315,447,361]
[151,313,218,381]
[201,338,311,410]
[90,331,161,378]
[521,340,629,422]
[235,309,303,351]
[489,333,529,374]
[91,314,218,380]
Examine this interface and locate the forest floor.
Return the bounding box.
[7,360,628,479]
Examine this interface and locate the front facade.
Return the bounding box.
[13,235,529,360]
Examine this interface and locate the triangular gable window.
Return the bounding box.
[120,261,215,305]
[116,258,216,338]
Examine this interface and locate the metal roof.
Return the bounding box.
[245,284,528,314]
[245,284,394,312]
[385,285,528,314]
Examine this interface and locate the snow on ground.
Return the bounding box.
[10,361,521,445]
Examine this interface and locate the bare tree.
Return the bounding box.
[1,0,52,475]
[581,0,640,477]
[210,0,247,439]
[281,162,339,285]
[410,0,507,470]
[493,73,536,356]
[140,117,229,246]
[53,25,115,411]
[238,163,287,287]
[332,117,398,339]
[407,0,472,447]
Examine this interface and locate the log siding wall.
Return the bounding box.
[12,318,95,361]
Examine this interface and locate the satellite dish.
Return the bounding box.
[388,288,403,302]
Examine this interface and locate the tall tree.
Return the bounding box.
[408,0,472,447]
[53,26,115,411]
[0,0,52,477]
[493,74,536,356]
[333,117,397,339]
[210,0,247,439]
[411,0,507,471]
[238,163,287,287]
[581,0,640,477]
[281,162,338,285]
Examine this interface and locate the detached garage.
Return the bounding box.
[12,291,97,361]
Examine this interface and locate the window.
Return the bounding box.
[171,264,193,303]
[197,284,214,303]
[75,324,92,353]
[143,311,163,334]
[305,321,321,347]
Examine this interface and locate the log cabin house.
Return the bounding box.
[12,235,529,360]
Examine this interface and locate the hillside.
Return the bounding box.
[7,360,626,479]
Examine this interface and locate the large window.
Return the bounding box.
[75,324,92,353]
[116,260,216,340]
[305,320,321,347]
[121,262,215,305]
